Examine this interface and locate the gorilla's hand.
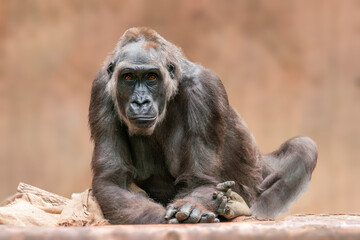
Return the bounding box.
[165,201,219,224]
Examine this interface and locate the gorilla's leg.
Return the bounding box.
[251,136,318,219]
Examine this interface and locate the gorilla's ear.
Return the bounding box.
[107,62,115,77]
[168,63,176,79]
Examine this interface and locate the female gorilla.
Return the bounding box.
[89,27,317,224]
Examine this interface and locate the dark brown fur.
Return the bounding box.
[89,27,317,224]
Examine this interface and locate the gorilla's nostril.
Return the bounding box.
[133,98,150,106]
[142,100,150,106]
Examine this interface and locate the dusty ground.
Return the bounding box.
[1,215,360,240]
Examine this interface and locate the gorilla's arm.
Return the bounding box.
[163,136,222,223]
[165,68,228,223]
[90,72,166,224]
[92,139,167,224]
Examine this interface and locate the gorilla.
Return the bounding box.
[89,27,317,224]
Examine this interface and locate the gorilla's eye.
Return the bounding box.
[123,73,133,81]
[148,73,157,81]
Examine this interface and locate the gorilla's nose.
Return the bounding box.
[130,98,152,112]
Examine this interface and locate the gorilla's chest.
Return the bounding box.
[130,137,177,205]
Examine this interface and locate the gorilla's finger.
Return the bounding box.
[225,205,231,216]
[214,218,220,223]
[216,181,235,191]
[199,212,216,223]
[165,205,177,220]
[217,196,227,215]
[214,192,224,206]
[168,218,179,224]
[184,207,201,223]
[175,202,192,221]
[225,188,232,198]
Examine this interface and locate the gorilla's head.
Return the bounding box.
[105,28,181,135]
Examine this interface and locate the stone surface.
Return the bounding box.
[1,214,360,240]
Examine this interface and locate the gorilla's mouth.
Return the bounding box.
[128,116,157,128]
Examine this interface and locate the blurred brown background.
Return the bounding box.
[1,0,359,215]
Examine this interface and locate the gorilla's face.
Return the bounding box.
[110,41,169,135]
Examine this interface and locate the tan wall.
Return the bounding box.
[1,0,359,215]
